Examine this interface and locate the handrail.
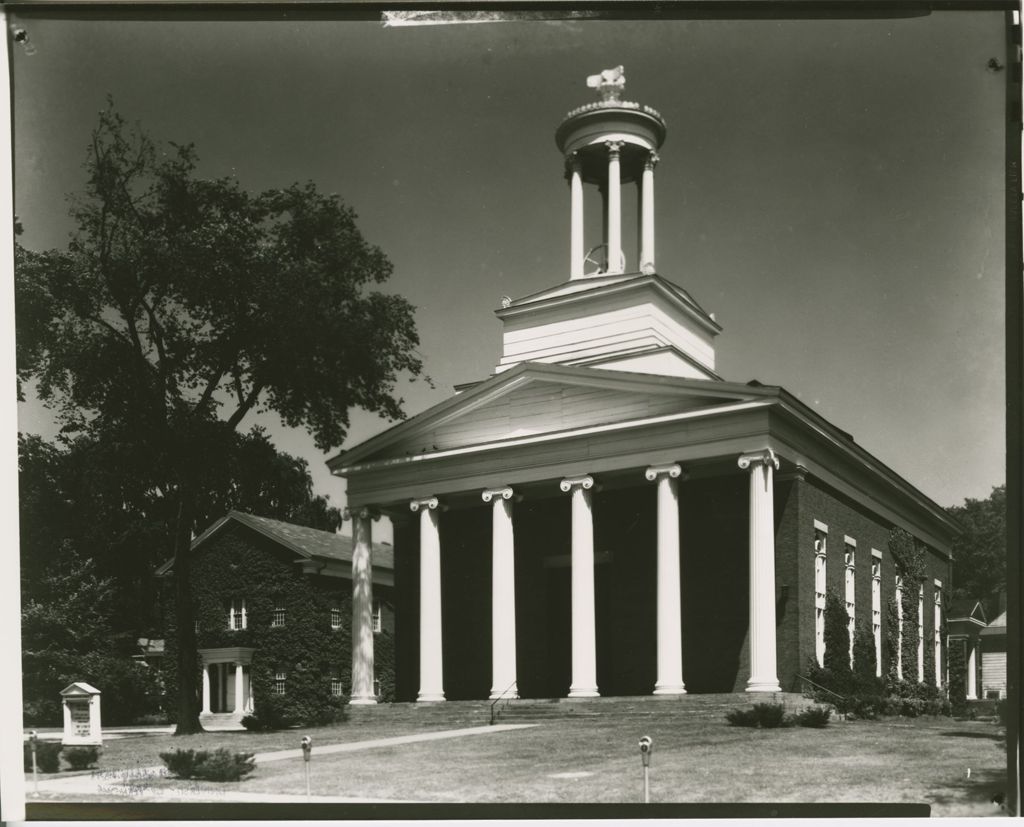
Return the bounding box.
[489,681,518,725]
[796,674,846,704]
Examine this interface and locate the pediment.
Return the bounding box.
[331,362,768,470]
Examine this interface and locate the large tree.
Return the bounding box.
[946,485,1006,616]
[16,106,423,733]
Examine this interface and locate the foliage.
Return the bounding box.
[159,747,256,781]
[889,528,923,680]
[822,590,851,679]
[882,678,950,718]
[946,486,1005,613]
[947,639,968,717]
[16,104,423,732]
[62,746,100,770]
[23,740,62,773]
[852,620,876,682]
[21,547,166,726]
[792,706,832,728]
[884,594,902,682]
[725,703,789,729]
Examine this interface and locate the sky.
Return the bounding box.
[10,9,1008,545]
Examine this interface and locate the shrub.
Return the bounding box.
[725,708,760,727]
[947,640,968,717]
[792,706,832,728]
[159,748,255,782]
[753,702,789,728]
[823,591,852,681]
[852,621,877,682]
[62,746,100,770]
[23,740,62,773]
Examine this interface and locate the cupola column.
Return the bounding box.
[411,497,445,702]
[738,449,782,692]
[483,487,518,700]
[561,475,599,698]
[345,505,380,705]
[568,155,585,279]
[640,151,658,274]
[606,141,623,274]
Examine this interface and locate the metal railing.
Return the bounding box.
[489,681,518,725]
[795,674,849,719]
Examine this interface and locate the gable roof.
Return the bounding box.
[156,511,394,575]
[981,610,1007,636]
[946,598,988,624]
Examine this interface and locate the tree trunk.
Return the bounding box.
[173,488,204,735]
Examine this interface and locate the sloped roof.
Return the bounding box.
[946,598,987,624]
[156,511,394,575]
[981,610,1007,636]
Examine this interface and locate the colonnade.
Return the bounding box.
[200,661,249,715]
[345,449,782,703]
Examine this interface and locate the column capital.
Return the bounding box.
[564,151,582,178]
[737,448,779,471]
[410,497,442,512]
[481,486,514,503]
[645,463,686,482]
[343,505,381,522]
[559,475,595,493]
[644,151,660,170]
[605,139,624,157]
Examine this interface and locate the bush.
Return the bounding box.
[23,740,62,773]
[883,678,950,717]
[159,748,255,782]
[792,706,832,727]
[947,640,968,717]
[725,707,760,727]
[726,703,790,728]
[62,746,100,770]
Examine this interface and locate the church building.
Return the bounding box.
[329,68,957,705]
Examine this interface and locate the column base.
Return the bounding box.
[568,686,600,698]
[349,697,378,706]
[745,679,782,693]
[489,687,519,701]
[653,683,687,696]
[417,692,446,702]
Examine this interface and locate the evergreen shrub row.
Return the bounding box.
[23,742,99,773]
[725,702,832,728]
[159,748,256,782]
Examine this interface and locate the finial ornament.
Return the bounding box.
[586,65,626,102]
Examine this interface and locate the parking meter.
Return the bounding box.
[638,735,653,803]
[301,736,312,796]
[28,730,39,796]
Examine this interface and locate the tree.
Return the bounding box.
[823,590,851,679]
[946,485,1006,616]
[852,620,876,683]
[16,106,423,733]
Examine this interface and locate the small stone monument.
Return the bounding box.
[60,682,102,746]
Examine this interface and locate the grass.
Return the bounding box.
[29,709,1007,815]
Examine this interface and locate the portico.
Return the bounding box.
[199,646,254,716]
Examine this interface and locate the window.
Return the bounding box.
[274,671,287,695]
[813,526,827,667]
[871,551,882,678]
[330,607,342,630]
[844,539,856,667]
[330,674,343,697]
[272,607,286,628]
[895,575,904,680]
[228,598,247,631]
[934,581,943,686]
[194,620,200,634]
[372,600,382,634]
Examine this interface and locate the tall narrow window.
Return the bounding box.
[330,607,342,630]
[813,522,828,667]
[917,582,925,682]
[934,580,943,686]
[844,538,856,667]
[274,670,287,695]
[895,575,904,680]
[272,607,286,628]
[871,551,882,677]
[372,600,382,634]
[330,674,343,696]
[228,598,247,631]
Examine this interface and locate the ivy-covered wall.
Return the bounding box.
[163,522,395,724]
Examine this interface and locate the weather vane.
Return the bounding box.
[586,66,626,102]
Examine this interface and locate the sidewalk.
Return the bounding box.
[29,722,537,803]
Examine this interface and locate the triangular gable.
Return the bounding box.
[330,362,770,470]
[61,682,100,696]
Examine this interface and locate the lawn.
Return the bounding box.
[31,708,1007,815]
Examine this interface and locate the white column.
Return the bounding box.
[640,151,658,274]
[346,506,378,705]
[569,154,584,279]
[560,475,599,698]
[606,141,622,274]
[233,662,244,714]
[201,663,211,714]
[412,497,445,702]
[967,641,978,699]
[646,463,686,695]
[738,449,782,693]
[483,487,518,700]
